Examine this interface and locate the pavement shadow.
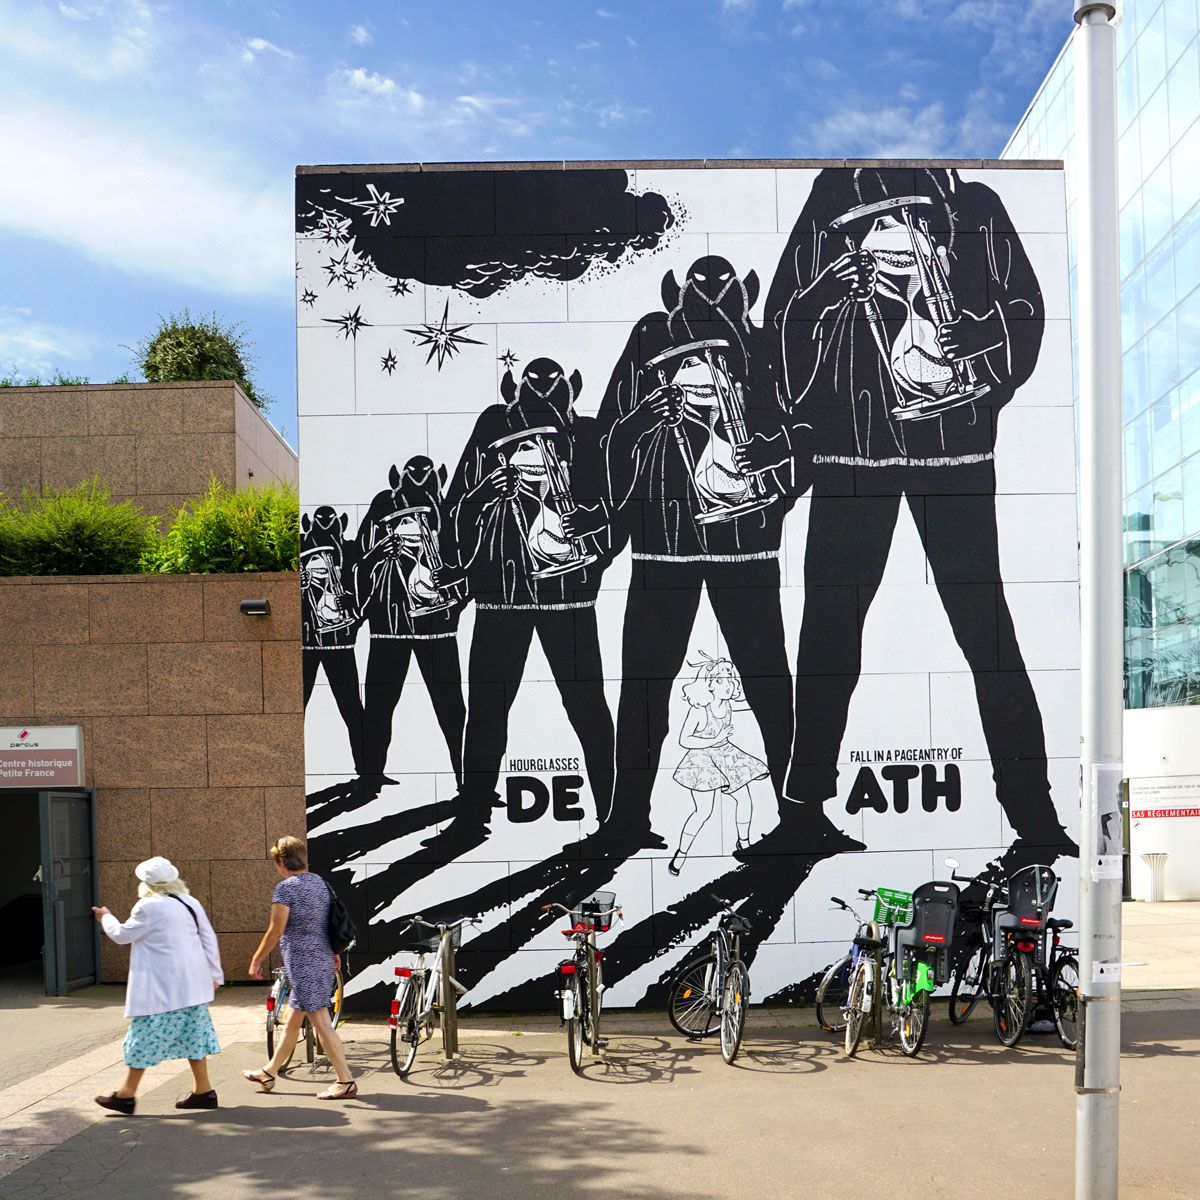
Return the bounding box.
[573,1035,706,1085]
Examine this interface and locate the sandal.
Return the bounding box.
[242,1069,276,1093]
[316,1080,358,1101]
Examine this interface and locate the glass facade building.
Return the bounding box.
[1004,0,1200,708]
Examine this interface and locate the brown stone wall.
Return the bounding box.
[0,571,304,982]
[0,381,297,518]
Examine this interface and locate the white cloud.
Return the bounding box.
[0,307,108,377]
[329,67,425,110]
[593,100,649,127]
[0,99,293,299]
[242,36,295,64]
[596,7,618,16]
[803,100,951,157]
[576,38,601,50]
[0,0,153,79]
[348,23,372,45]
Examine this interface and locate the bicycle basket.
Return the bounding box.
[400,920,462,955]
[873,887,913,927]
[572,891,617,933]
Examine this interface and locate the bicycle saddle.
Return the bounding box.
[1046,918,1073,931]
[720,913,753,935]
[853,934,884,951]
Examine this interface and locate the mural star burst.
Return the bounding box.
[300,288,318,307]
[324,306,371,341]
[323,249,354,288]
[381,350,398,375]
[315,210,353,245]
[498,348,518,370]
[405,301,485,370]
[389,278,413,297]
[339,183,405,228]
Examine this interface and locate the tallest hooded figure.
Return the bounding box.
[749,165,1074,867]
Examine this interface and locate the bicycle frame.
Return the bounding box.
[392,918,473,1063]
[546,901,621,1065]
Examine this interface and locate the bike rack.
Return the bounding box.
[440,932,460,1061]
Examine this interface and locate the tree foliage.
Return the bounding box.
[136,310,266,408]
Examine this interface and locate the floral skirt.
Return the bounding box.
[673,740,768,793]
[124,1004,221,1069]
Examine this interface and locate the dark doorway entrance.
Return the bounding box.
[0,789,98,994]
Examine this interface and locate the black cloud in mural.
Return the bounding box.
[297,169,676,297]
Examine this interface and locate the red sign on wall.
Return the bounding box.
[1132,807,1200,819]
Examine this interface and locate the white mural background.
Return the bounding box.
[296,164,1080,1010]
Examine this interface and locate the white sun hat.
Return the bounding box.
[134,856,180,886]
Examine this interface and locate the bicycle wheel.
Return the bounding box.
[949,943,988,1025]
[897,988,931,1057]
[815,954,852,1033]
[1049,955,1080,1050]
[844,958,872,1058]
[992,952,1034,1048]
[567,974,585,1075]
[390,980,420,1077]
[720,962,749,1065]
[329,970,345,1028]
[667,954,720,1039]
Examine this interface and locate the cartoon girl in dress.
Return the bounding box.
[668,654,768,875]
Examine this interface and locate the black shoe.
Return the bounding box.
[995,831,1078,879]
[738,804,864,858]
[175,1090,219,1110]
[95,1093,136,1115]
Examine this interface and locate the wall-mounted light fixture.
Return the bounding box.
[239,599,271,616]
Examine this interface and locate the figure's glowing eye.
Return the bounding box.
[694,272,706,281]
[719,272,731,281]
[549,371,560,379]
[528,372,540,381]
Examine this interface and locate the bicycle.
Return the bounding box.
[389,914,480,1077]
[543,892,621,1074]
[665,894,753,1064]
[945,859,1068,1049]
[265,962,346,1069]
[844,881,959,1058]
[814,890,880,1033]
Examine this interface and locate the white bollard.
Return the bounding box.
[1141,852,1168,903]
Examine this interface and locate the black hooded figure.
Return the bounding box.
[752,166,1074,866]
[354,456,466,783]
[301,506,365,774]
[445,358,615,822]
[596,255,801,850]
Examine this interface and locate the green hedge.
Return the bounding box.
[144,479,299,574]
[0,478,299,577]
[0,481,157,575]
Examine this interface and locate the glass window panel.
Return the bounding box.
[1173,196,1200,299]
[1171,121,1200,226]
[1180,372,1200,463]
[1126,565,1153,633]
[1119,44,1140,130]
[1185,537,1200,616]
[1153,463,1185,548]
[1123,326,1150,420]
[1184,451,1200,536]
[1164,0,1197,69]
[1045,86,1068,154]
[1144,239,1177,327]
[1118,124,1142,208]
[1148,315,1181,405]
[1168,41,1200,145]
[1150,547,1190,624]
[1147,622,1191,706]
[1177,295,1200,383]
[1126,482,1154,564]
[1141,155,1174,254]
[1141,81,1171,173]
[1126,407,1154,493]
[1121,193,1145,279]
[1125,629,1153,708]
[1137,5,1169,97]
[1151,392,1182,478]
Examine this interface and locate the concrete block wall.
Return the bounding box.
[0,571,304,982]
[0,381,297,519]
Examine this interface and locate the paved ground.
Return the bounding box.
[0,902,1195,1200]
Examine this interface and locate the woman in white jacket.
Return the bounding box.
[91,856,225,1115]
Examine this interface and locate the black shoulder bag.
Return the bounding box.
[322,875,358,954]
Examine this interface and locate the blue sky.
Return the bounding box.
[0,0,1070,446]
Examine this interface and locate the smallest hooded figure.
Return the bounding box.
[301,506,365,775]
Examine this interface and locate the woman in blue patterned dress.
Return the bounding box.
[92,856,224,1115]
[244,836,357,1099]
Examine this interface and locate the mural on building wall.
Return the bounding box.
[297,163,1081,1011]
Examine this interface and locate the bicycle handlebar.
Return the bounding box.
[400,914,482,935]
[856,888,877,899]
